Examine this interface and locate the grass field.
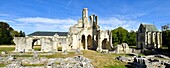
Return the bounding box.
[0,45,15,53]
[0,45,127,68]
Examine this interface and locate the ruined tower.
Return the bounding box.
[82,8,90,28]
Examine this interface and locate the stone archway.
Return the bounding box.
[81,35,85,49]
[32,38,41,51]
[102,38,109,49]
[87,35,92,49]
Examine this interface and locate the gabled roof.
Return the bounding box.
[27,31,68,36]
[142,24,158,31]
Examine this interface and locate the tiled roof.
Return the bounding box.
[142,24,158,31]
[27,31,68,36]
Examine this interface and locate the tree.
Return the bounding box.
[112,27,136,46]
[19,31,25,37]
[112,27,128,46]
[0,22,13,44]
[127,30,136,46]
[0,21,26,45]
[162,30,170,47]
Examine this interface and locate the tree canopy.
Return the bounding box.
[112,27,136,46]
[0,22,25,45]
[162,30,170,47]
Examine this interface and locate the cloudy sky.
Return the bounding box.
[0,0,169,34]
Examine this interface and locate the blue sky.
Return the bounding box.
[0,0,169,34]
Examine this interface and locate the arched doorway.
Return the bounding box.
[81,35,85,49]
[32,39,41,51]
[87,35,92,49]
[102,39,109,49]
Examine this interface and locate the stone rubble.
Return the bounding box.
[116,55,170,68]
[0,55,93,68]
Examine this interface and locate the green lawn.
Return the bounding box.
[0,46,15,54]
[0,63,5,67]
[22,64,44,66]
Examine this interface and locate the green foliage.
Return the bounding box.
[0,63,5,67]
[112,27,136,46]
[19,30,25,37]
[112,27,128,45]
[162,30,170,50]
[0,22,13,44]
[0,22,25,45]
[126,30,136,46]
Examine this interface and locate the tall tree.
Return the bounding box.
[0,22,13,44]
[0,22,25,45]
[112,27,136,46]
[112,27,128,46]
[127,30,136,46]
[19,31,25,37]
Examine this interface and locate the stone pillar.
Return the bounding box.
[145,32,147,48]
[160,32,162,48]
[157,32,159,49]
[95,16,98,25]
[89,15,93,27]
[82,8,89,28]
[110,31,113,48]
[148,32,151,45]
[152,32,156,48]
[85,36,88,50]
[97,31,102,52]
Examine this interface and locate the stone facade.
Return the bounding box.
[67,8,113,52]
[13,8,113,52]
[137,23,162,49]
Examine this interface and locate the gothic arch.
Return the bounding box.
[32,38,41,51]
[102,38,109,49]
[81,35,86,49]
[87,35,92,49]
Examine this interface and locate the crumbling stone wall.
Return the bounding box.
[115,43,130,54]
[13,37,58,52]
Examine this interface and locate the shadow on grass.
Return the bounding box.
[104,65,126,68]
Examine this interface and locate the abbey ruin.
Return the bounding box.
[13,8,163,53]
[13,8,113,52]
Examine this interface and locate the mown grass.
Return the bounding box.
[22,63,44,66]
[39,52,77,58]
[0,63,5,67]
[33,45,41,51]
[82,50,127,68]
[15,55,33,57]
[0,46,15,54]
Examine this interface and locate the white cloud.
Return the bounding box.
[14,17,77,34]
[99,17,141,31]
[0,16,142,34]
[16,17,76,25]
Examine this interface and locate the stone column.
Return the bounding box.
[95,16,98,25]
[96,31,102,52]
[82,8,89,28]
[110,31,113,48]
[160,32,162,48]
[85,36,88,50]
